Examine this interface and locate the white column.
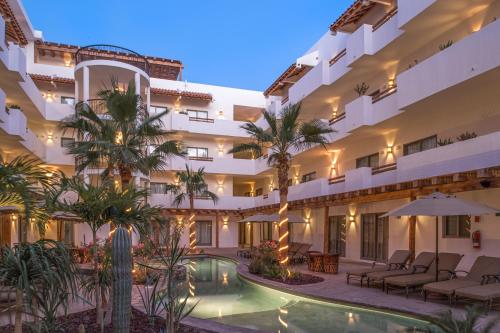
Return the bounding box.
[83,66,89,102]
[134,72,140,96]
[75,80,79,102]
[146,86,151,112]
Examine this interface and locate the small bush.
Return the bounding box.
[248,258,264,274]
[456,131,477,141]
[354,82,370,96]
[438,138,454,146]
[439,40,453,51]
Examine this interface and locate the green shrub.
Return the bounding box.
[248,257,264,274]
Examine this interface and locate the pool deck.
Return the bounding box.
[205,248,500,330]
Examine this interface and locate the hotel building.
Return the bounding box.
[1,0,500,269]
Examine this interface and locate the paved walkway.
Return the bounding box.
[206,248,500,329]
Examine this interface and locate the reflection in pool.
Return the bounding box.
[182,257,431,333]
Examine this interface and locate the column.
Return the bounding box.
[323,205,330,253]
[215,212,219,248]
[82,66,89,102]
[146,86,151,112]
[75,80,79,102]
[408,196,416,262]
[134,72,140,96]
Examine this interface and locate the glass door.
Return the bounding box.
[328,216,346,256]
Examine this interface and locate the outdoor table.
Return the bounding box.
[323,253,339,274]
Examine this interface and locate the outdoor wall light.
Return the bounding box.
[349,215,355,222]
[218,144,224,155]
[387,146,393,154]
[46,133,53,142]
[388,78,395,88]
[223,218,229,227]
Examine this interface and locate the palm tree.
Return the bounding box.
[171,165,218,253]
[60,79,184,187]
[0,155,54,241]
[0,239,78,333]
[229,103,333,265]
[55,177,112,328]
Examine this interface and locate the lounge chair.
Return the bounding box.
[366,251,435,288]
[288,242,301,261]
[423,256,500,303]
[346,250,411,287]
[291,243,312,263]
[384,252,463,298]
[455,282,500,312]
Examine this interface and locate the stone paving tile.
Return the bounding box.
[206,248,500,330]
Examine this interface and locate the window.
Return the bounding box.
[356,153,379,168]
[328,216,346,256]
[61,96,75,105]
[150,105,168,114]
[443,216,470,238]
[287,179,293,187]
[404,135,437,156]
[260,222,272,241]
[187,147,209,158]
[61,137,75,148]
[58,221,74,246]
[301,172,316,183]
[255,188,263,196]
[196,221,212,246]
[150,182,167,194]
[188,110,208,119]
[361,213,388,262]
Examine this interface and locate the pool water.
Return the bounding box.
[182,257,432,333]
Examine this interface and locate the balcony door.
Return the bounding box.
[238,223,252,247]
[328,216,346,256]
[0,214,11,246]
[361,213,388,262]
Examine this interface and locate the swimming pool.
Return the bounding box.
[182,257,432,333]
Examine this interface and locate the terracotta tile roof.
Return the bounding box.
[329,0,376,32]
[263,63,309,97]
[30,73,75,85]
[34,41,183,80]
[29,74,213,101]
[151,87,213,101]
[0,0,28,45]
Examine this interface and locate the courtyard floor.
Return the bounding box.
[1,248,498,332]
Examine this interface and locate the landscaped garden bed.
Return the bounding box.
[247,241,324,285]
[0,308,215,333]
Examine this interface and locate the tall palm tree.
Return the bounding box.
[229,103,333,265]
[171,165,218,253]
[0,155,54,241]
[60,79,184,187]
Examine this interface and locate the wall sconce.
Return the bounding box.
[174,97,181,113]
[218,108,224,119]
[223,218,229,227]
[177,217,184,225]
[43,91,54,102]
[305,217,311,225]
[218,144,224,156]
[331,106,338,119]
[294,175,299,185]
[349,215,355,223]
[269,182,274,191]
[386,146,393,154]
[388,78,395,88]
[46,133,53,142]
[217,181,224,192]
[63,53,72,67]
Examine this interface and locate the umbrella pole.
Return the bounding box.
[435,216,439,282]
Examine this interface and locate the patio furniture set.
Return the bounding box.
[346,249,500,311]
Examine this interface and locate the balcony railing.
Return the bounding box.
[328,174,346,185]
[372,86,397,103]
[371,163,397,175]
[188,156,213,162]
[188,117,214,123]
[281,96,289,105]
[372,7,398,32]
[75,44,150,75]
[329,49,347,66]
[329,112,346,125]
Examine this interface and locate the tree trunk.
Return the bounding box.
[277,160,290,266]
[14,289,22,333]
[188,196,196,254]
[92,229,102,328]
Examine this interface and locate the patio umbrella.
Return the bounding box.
[237,214,271,223]
[267,213,307,223]
[382,192,498,281]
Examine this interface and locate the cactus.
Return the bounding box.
[112,226,132,333]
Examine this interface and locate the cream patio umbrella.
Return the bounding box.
[382,192,498,281]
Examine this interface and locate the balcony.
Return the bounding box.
[168,112,248,137]
[288,62,328,104]
[150,193,255,210]
[75,45,150,75]
[0,106,26,137]
[397,0,437,29]
[397,131,500,182]
[340,89,399,133]
[397,19,500,109]
[346,24,373,66]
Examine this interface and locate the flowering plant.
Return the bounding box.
[259,240,278,251]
